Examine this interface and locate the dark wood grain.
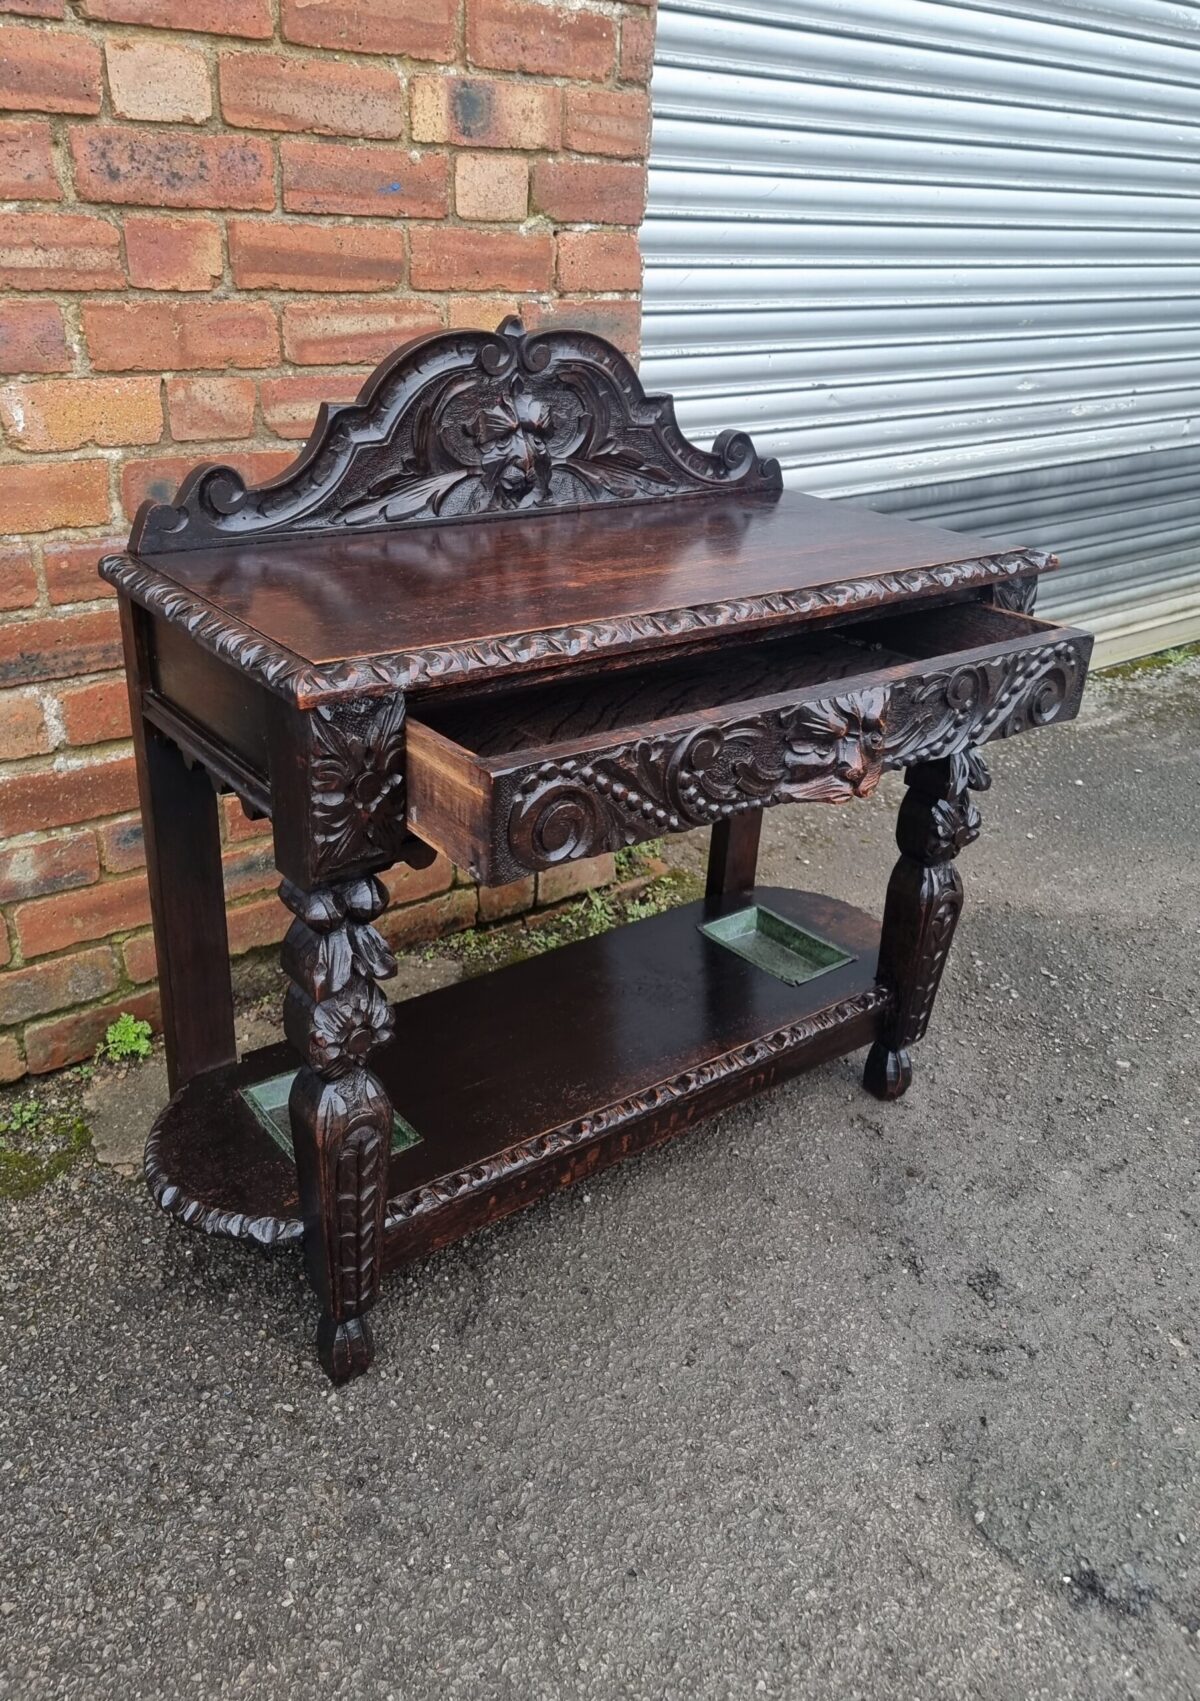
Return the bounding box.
[106,319,1088,1383]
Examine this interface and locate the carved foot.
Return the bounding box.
[318,1313,375,1383]
[863,1041,913,1101]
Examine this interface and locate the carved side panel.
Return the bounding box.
[130,317,782,556]
[281,875,397,1382]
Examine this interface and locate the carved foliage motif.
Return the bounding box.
[508,688,889,866]
[281,874,397,1379]
[307,695,407,879]
[129,317,782,555]
[886,640,1085,772]
[990,574,1039,614]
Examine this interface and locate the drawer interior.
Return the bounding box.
[410,601,1048,761]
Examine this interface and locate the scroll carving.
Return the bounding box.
[507,688,889,867]
[281,874,397,1382]
[128,317,782,556]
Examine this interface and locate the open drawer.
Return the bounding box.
[406,601,1093,884]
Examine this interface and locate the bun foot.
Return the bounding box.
[863,1041,913,1101]
[317,1313,375,1383]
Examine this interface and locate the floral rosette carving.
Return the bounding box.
[308,695,407,877]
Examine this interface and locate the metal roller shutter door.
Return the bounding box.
[640,0,1200,664]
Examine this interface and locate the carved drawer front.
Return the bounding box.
[406,602,1092,885]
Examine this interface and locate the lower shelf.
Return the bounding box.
[146,887,888,1264]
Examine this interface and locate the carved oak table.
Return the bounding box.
[102,319,1092,1382]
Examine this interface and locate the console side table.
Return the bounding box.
[102,319,1092,1382]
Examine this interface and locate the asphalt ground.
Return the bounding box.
[0,656,1197,1700]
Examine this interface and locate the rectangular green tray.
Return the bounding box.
[699,904,854,987]
[240,1069,422,1162]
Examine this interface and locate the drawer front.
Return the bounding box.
[406,610,1092,885]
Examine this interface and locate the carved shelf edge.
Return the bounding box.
[142,982,891,1254]
[126,317,783,557]
[384,985,891,1235]
[99,546,1052,709]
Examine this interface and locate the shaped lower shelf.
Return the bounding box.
[146,887,887,1264]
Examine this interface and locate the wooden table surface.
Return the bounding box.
[138,488,1025,669]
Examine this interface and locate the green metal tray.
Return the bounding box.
[699,904,854,987]
[240,1069,422,1162]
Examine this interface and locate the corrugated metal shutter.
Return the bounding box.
[640,0,1200,663]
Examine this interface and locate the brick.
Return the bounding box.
[467,0,615,81]
[120,448,292,520]
[282,299,441,365]
[221,793,271,842]
[525,295,640,358]
[564,88,650,159]
[106,38,212,125]
[0,212,121,291]
[0,830,99,904]
[219,52,404,140]
[0,928,10,970]
[79,0,271,36]
[383,853,453,910]
[411,75,560,151]
[282,0,455,61]
[57,675,130,745]
[0,462,110,535]
[0,608,120,687]
[0,119,59,198]
[15,869,150,958]
[557,230,641,292]
[479,874,533,922]
[455,152,527,222]
[24,986,161,1074]
[0,546,39,612]
[0,301,69,373]
[619,10,654,83]
[43,538,121,605]
[166,375,256,442]
[121,929,156,984]
[221,841,275,899]
[0,24,102,113]
[376,886,476,949]
[410,226,553,292]
[446,294,522,330]
[536,851,615,905]
[0,377,161,452]
[226,890,289,954]
[281,141,448,220]
[97,813,144,871]
[0,0,66,15]
[125,215,223,292]
[0,689,50,758]
[83,299,279,372]
[0,945,117,1025]
[260,371,367,439]
[531,159,646,226]
[0,1033,22,1086]
[71,125,273,212]
[0,754,137,837]
[229,221,407,292]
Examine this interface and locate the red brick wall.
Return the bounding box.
[0,0,657,1079]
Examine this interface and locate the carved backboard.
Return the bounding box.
[131,317,783,557]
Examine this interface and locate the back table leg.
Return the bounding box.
[120,600,236,1096]
[864,755,985,1100]
[706,810,764,898]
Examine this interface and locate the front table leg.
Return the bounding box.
[280,873,398,1382]
[864,753,986,1100]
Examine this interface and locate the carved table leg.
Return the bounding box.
[706,809,763,899]
[864,752,987,1101]
[280,873,398,1382]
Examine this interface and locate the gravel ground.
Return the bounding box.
[1,658,1198,1701]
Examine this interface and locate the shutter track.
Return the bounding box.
[641,0,1200,663]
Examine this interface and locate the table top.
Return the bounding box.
[116,488,1045,699]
